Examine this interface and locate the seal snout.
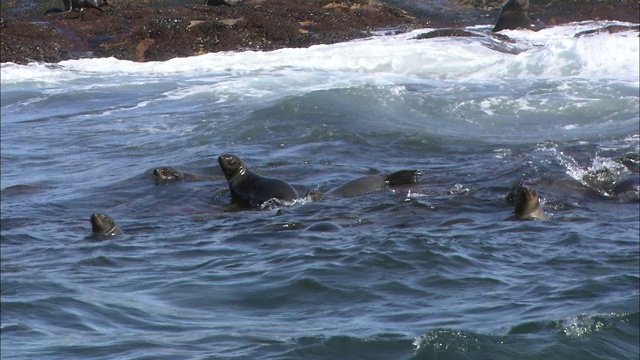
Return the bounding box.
[153,166,182,181]
[218,153,236,165]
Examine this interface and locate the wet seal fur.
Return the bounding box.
[218,153,299,208]
[153,166,221,183]
[612,175,640,202]
[90,213,122,237]
[307,170,419,200]
[507,181,545,220]
[492,0,544,32]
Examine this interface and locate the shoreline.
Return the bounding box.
[1,0,638,64]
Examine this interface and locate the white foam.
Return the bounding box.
[1,22,638,102]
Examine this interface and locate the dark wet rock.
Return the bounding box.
[0,12,71,63]
[575,24,640,38]
[1,0,638,64]
[206,0,242,6]
[413,27,523,54]
[44,0,110,15]
[414,28,480,39]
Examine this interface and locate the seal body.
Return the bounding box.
[218,154,299,208]
[90,213,122,237]
[492,0,544,32]
[318,169,418,199]
[612,175,640,202]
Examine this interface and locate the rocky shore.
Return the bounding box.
[1,0,638,64]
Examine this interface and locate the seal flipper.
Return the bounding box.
[384,170,419,186]
[505,179,525,205]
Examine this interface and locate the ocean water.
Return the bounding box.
[1,21,639,360]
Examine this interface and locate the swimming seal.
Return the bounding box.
[507,182,545,220]
[307,170,419,200]
[304,222,343,232]
[90,213,122,237]
[619,153,639,174]
[205,0,242,6]
[153,166,221,183]
[492,0,544,32]
[612,175,640,202]
[218,153,299,208]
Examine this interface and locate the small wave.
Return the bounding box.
[413,312,639,359]
[539,143,638,199]
[279,334,414,360]
[2,21,637,86]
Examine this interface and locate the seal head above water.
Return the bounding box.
[90,213,122,237]
[511,185,545,220]
[218,153,299,208]
[153,166,221,183]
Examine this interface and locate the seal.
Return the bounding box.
[304,221,343,232]
[492,0,544,32]
[205,0,242,6]
[45,0,109,14]
[619,153,639,174]
[612,175,640,202]
[308,170,419,200]
[508,183,545,220]
[153,166,221,183]
[218,153,299,208]
[90,213,122,237]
